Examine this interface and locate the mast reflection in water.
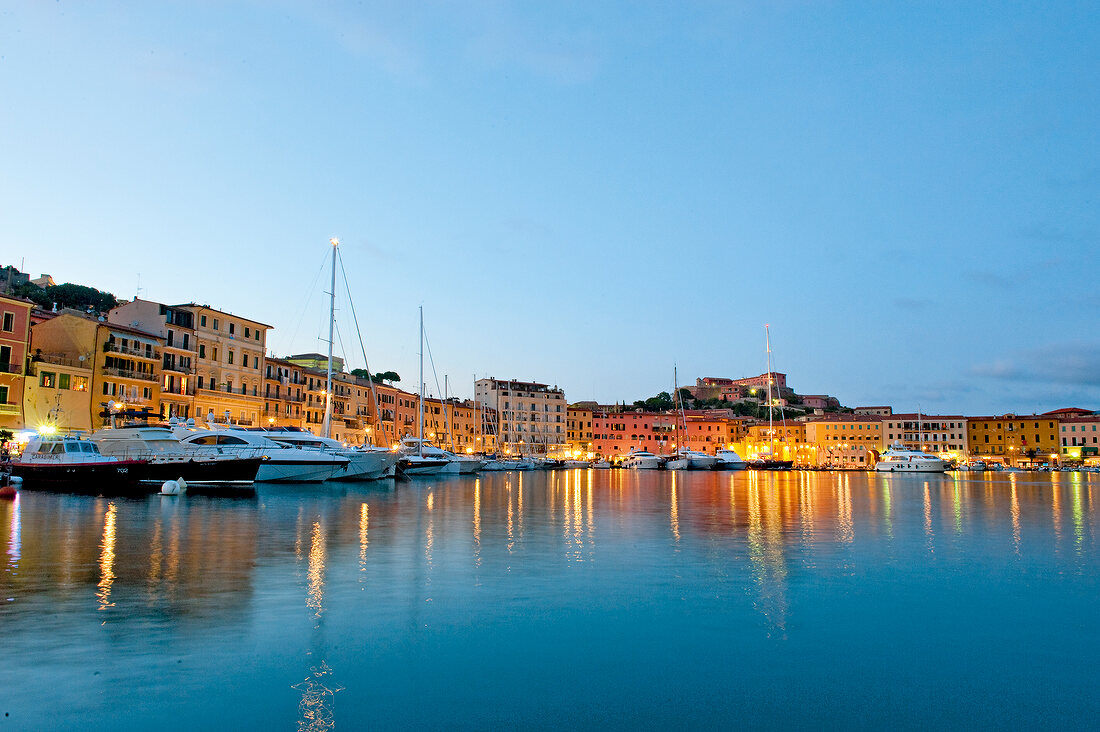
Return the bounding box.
[1,471,1098,729]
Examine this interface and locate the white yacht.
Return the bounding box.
[714,449,748,470]
[262,428,398,480]
[91,424,262,487]
[676,449,718,470]
[621,450,663,470]
[664,455,690,471]
[174,427,348,483]
[874,442,948,473]
[562,459,590,468]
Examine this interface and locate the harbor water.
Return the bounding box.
[2,470,1098,729]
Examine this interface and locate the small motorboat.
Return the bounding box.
[13,434,147,494]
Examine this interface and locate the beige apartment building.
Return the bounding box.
[176,304,269,427]
[109,299,197,420]
[475,377,567,455]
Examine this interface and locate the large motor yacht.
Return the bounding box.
[173,426,348,483]
[621,450,663,470]
[91,424,262,489]
[873,442,948,473]
[714,449,748,470]
[258,427,398,481]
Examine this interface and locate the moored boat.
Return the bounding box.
[873,441,947,473]
[13,434,147,494]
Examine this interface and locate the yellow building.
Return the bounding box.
[262,357,308,430]
[29,312,163,429]
[804,415,883,468]
[567,405,594,456]
[743,422,806,464]
[176,304,269,427]
[967,414,1061,466]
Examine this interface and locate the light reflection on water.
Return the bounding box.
[1,470,1098,729]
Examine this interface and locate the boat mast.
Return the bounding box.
[674,364,682,454]
[444,374,452,452]
[418,306,424,457]
[322,237,337,439]
[766,324,774,458]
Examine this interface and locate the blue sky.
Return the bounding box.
[2,1,1097,414]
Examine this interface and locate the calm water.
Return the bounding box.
[2,470,1099,730]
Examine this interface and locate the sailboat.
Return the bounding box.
[748,325,793,470]
[665,366,690,470]
[397,307,449,476]
[257,238,398,480]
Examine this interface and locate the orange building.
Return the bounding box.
[0,294,33,430]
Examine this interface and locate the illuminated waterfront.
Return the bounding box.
[2,470,1099,729]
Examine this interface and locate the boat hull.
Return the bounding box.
[257,460,345,483]
[12,460,147,494]
[135,457,262,488]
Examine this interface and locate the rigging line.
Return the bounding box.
[421,324,450,443]
[281,250,330,358]
[336,248,383,442]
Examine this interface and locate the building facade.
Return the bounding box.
[967,414,1061,465]
[175,304,269,427]
[0,294,33,431]
[475,378,567,455]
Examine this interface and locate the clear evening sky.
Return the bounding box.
[2,1,1097,414]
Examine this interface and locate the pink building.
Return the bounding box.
[0,294,33,430]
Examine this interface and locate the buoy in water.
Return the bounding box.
[160,480,181,496]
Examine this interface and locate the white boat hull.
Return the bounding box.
[257,459,345,483]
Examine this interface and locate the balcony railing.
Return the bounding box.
[162,361,196,374]
[29,353,87,369]
[161,386,196,397]
[104,342,160,360]
[0,362,23,375]
[101,366,158,382]
[0,403,20,416]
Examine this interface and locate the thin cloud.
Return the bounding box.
[972,342,1100,388]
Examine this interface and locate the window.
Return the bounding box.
[244,327,250,338]
[1,312,13,332]
[201,315,207,328]
[199,344,206,359]
[72,376,87,391]
[228,351,234,365]
[213,318,219,330]
[58,373,70,390]
[0,344,10,368]
[182,333,189,349]
[212,347,218,361]
[0,385,7,404]
[40,371,56,388]
[255,330,261,341]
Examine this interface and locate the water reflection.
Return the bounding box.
[3,471,1100,729]
[96,502,117,612]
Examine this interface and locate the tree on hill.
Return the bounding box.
[12,281,117,313]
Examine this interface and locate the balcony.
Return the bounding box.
[0,362,22,375]
[0,403,20,416]
[161,386,196,397]
[162,360,196,374]
[101,366,158,382]
[104,342,160,360]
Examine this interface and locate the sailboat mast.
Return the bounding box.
[766,324,774,455]
[444,374,452,452]
[322,238,337,439]
[418,306,424,457]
